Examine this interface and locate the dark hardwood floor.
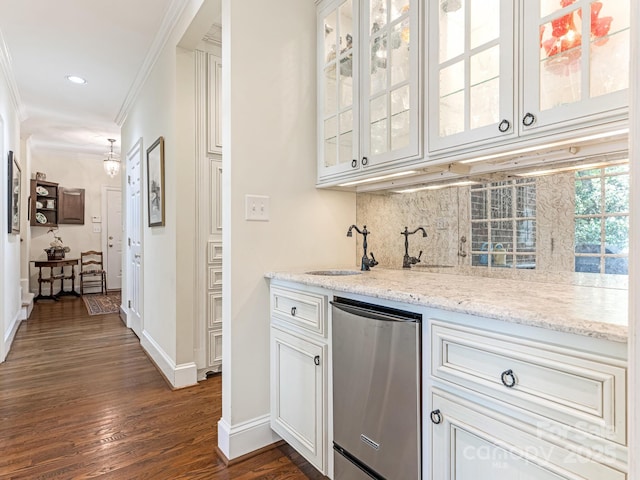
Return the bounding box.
[0,297,324,480]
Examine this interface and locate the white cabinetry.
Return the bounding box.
[427,316,628,480]
[317,0,421,183]
[269,284,329,474]
[428,0,629,155]
[207,54,222,154]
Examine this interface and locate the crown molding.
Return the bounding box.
[0,28,25,121]
[114,0,190,126]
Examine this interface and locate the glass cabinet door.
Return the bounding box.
[428,0,515,153]
[318,0,360,178]
[522,0,629,132]
[361,0,421,167]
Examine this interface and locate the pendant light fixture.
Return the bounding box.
[103,138,120,178]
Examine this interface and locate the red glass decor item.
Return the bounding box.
[541,0,613,59]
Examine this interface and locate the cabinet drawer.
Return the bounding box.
[430,321,626,445]
[271,286,326,336]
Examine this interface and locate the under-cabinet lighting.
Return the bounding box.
[338,170,418,187]
[514,158,628,177]
[459,128,629,165]
[393,180,478,194]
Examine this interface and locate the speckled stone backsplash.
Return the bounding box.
[355,172,628,289]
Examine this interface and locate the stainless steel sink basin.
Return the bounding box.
[305,270,362,276]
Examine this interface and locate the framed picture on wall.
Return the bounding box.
[7,151,21,234]
[147,136,165,227]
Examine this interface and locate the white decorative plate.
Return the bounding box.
[36,201,43,209]
[36,186,49,196]
[36,212,47,224]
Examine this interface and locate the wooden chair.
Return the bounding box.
[79,251,107,295]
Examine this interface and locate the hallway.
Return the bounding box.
[0,298,322,479]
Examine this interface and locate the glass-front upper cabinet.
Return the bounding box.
[522,0,630,132]
[361,0,421,168]
[428,0,515,152]
[318,0,359,179]
[317,0,421,182]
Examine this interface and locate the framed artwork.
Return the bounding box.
[7,151,21,234]
[147,136,165,227]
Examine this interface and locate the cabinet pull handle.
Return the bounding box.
[522,112,536,127]
[351,159,358,168]
[430,409,442,424]
[498,119,511,132]
[361,156,368,166]
[501,369,516,388]
[314,355,320,366]
[290,306,297,316]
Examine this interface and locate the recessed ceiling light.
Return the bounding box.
[66,75,87,85]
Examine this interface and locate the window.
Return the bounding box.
[470,179,536,268]
[574,164,629,275]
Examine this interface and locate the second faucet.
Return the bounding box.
[401,226,428,268]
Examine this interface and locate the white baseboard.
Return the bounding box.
[140,330,198,389]
[217,414,281,460]
[2,309,22,362]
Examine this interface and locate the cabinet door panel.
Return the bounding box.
[521,0,629,133]
[270,327,326,472]
[361,0,421,167]
[318,0,360,178]
[428,0,515,152]
[431,391,626,480]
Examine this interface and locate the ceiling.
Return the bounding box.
[0,0,176,158]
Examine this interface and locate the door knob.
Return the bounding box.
[109,244,114,248]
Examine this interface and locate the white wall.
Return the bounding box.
[28,152,120,292]
[120,0,207,386]
[0,61,23,362]
[218,0,356,460]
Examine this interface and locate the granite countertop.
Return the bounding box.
[266,268,628,343]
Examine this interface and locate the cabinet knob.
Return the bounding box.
[290,306,297,316]
[351,159,358,168]
[501,369,517,388]
[314,355,320,366]
[361,156,368,166]
[498,119,511,133]
[430,409,442,424]
[522,112,536,127]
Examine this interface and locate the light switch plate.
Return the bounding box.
[92,215,101,223]
[93,224,102,233]
[245,195,270,221]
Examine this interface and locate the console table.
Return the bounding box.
[33,258,80,301]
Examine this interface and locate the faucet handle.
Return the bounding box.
[417,250,423,261]
[369,252,378,267]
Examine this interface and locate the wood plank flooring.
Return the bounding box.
[0,298,325,480]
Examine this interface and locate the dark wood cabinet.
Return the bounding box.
[30,179,58,227]
[58,187,85,224]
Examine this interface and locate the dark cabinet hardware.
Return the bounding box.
[430,409,442,424]
[501,369,517,388]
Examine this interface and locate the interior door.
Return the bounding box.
[126,139,143,338]
[105,188,122,290]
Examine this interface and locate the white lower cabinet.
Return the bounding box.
[427,316,628,480]
[431,390,625,480]
[269,284,329,475]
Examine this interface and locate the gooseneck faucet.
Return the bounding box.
[401,226,428,268]
[347,225,378,271]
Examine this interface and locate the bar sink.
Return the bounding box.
[305,270,362,276]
